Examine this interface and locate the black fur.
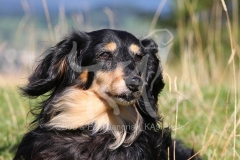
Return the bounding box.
[14,29,201,160]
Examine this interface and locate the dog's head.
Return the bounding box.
[22,29,164,149]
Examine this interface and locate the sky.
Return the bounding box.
[0,0,173,16]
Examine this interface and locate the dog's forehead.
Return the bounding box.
[89,29,140,47]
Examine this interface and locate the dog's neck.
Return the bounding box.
[46,87,142,149]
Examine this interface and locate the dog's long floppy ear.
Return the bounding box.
[136,38,165,121]
[140,38,165,99]
[21,31,89,97]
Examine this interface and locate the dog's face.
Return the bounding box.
[80,30,147,106]
[22,29,164,149]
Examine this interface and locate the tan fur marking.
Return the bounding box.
[129,44,140,54]
[79,70,88,83]
[105,42,117,51]
[47,90,109,130]
[90,66,126,96]
[55,59,66,76]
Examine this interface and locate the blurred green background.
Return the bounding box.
[0,0,239,159]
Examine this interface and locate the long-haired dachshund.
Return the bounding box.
[14,29,200,160]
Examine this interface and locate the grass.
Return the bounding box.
[0,74,239,159]
[0,0,240,159]
[0,86,28,159]
[159,76,239,159]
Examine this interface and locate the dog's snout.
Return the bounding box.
[126,76,142,92]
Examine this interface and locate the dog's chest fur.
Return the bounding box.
[19,125,171,160]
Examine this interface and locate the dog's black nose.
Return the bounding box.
[126,76,142,92]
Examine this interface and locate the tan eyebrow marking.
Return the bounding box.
[129,44,140,54]
[105,42,117,51]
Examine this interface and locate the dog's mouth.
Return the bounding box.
[106,91,142,106]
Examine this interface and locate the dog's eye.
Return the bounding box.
[99,52,112,59]
[135,55,143,62]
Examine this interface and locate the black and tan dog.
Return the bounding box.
[14,29,200,160]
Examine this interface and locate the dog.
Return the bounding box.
[14,29,200,160]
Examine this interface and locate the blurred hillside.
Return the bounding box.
[0,0,172,77]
